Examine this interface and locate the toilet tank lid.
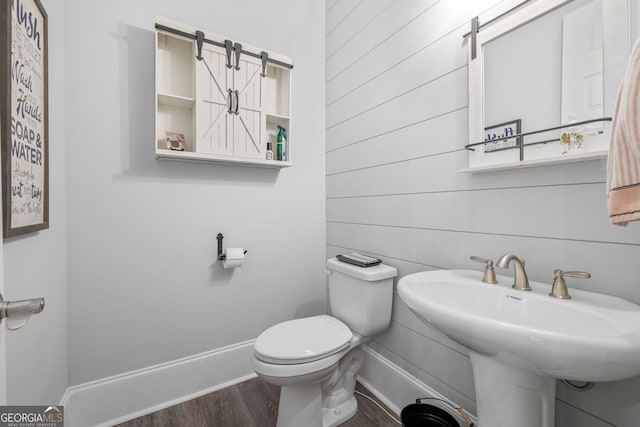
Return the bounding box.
[327,257,397,281]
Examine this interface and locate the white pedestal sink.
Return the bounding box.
[398,269,640,427]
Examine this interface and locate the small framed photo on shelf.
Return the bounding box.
[165,131,185,151]
[483,119,521,154]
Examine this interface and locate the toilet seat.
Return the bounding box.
[254,315,353,365]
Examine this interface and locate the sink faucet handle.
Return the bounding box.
[470,256,498,284]
[550,269,591,299]
[560,271,591,279]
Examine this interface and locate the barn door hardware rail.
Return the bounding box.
[463,0,534,59]
[155,23,294,72]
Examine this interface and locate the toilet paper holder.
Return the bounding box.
[217,233,247,261]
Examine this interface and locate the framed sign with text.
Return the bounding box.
[0,0,48,238]
[483,119,521,154]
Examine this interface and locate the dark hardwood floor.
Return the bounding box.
[115,377,400,427]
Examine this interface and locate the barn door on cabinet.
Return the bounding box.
[195,44,264,159]
[231,54,264,159]
[195,43,232,156]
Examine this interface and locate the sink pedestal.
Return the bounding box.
[470,353,556,427]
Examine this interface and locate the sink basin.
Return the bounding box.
[398,269,640,381]
[398,269,640,427]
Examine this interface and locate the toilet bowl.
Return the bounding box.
[253,258,398,427]
[253,315,363,427]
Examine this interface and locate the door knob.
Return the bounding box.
[0,293,45,330]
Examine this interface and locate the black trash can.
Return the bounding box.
[401,399,460,427]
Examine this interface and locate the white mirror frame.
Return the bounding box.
[466,0,629,172]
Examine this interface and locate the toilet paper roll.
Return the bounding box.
[223,248,245,269]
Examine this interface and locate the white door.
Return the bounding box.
[195,43,233,155]
[231,55,264,159]
[195,43,265,158]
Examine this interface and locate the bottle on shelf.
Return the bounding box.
[266,142,274,160]
[276,125,286,161]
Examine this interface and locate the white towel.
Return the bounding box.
[607,38,640,226]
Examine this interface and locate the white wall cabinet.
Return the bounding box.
[155,18,292,168]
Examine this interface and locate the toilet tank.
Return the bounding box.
[326,258,398,337]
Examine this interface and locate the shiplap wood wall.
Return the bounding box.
[326,0,640,425]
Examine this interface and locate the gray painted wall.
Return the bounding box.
[64,0,326,385]
[326,0,640,425]
[4,0,68,405]
[3,0,325,405]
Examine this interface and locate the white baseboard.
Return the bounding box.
[58,340,477,427]
[59,340,256,427]
[358,345,478,426]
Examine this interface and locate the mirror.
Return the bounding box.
[466,0,630,170]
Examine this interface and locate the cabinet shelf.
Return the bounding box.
[155,17,292,168]
[266,113,290,140]
[157,93,195,109]
[156,148,292,168]
[266,112,290,122]
[464,118,612,172]
[459,149,607,173]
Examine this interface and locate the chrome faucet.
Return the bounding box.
[496,254,531,291]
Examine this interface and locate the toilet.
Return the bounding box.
[252,257,398,427]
